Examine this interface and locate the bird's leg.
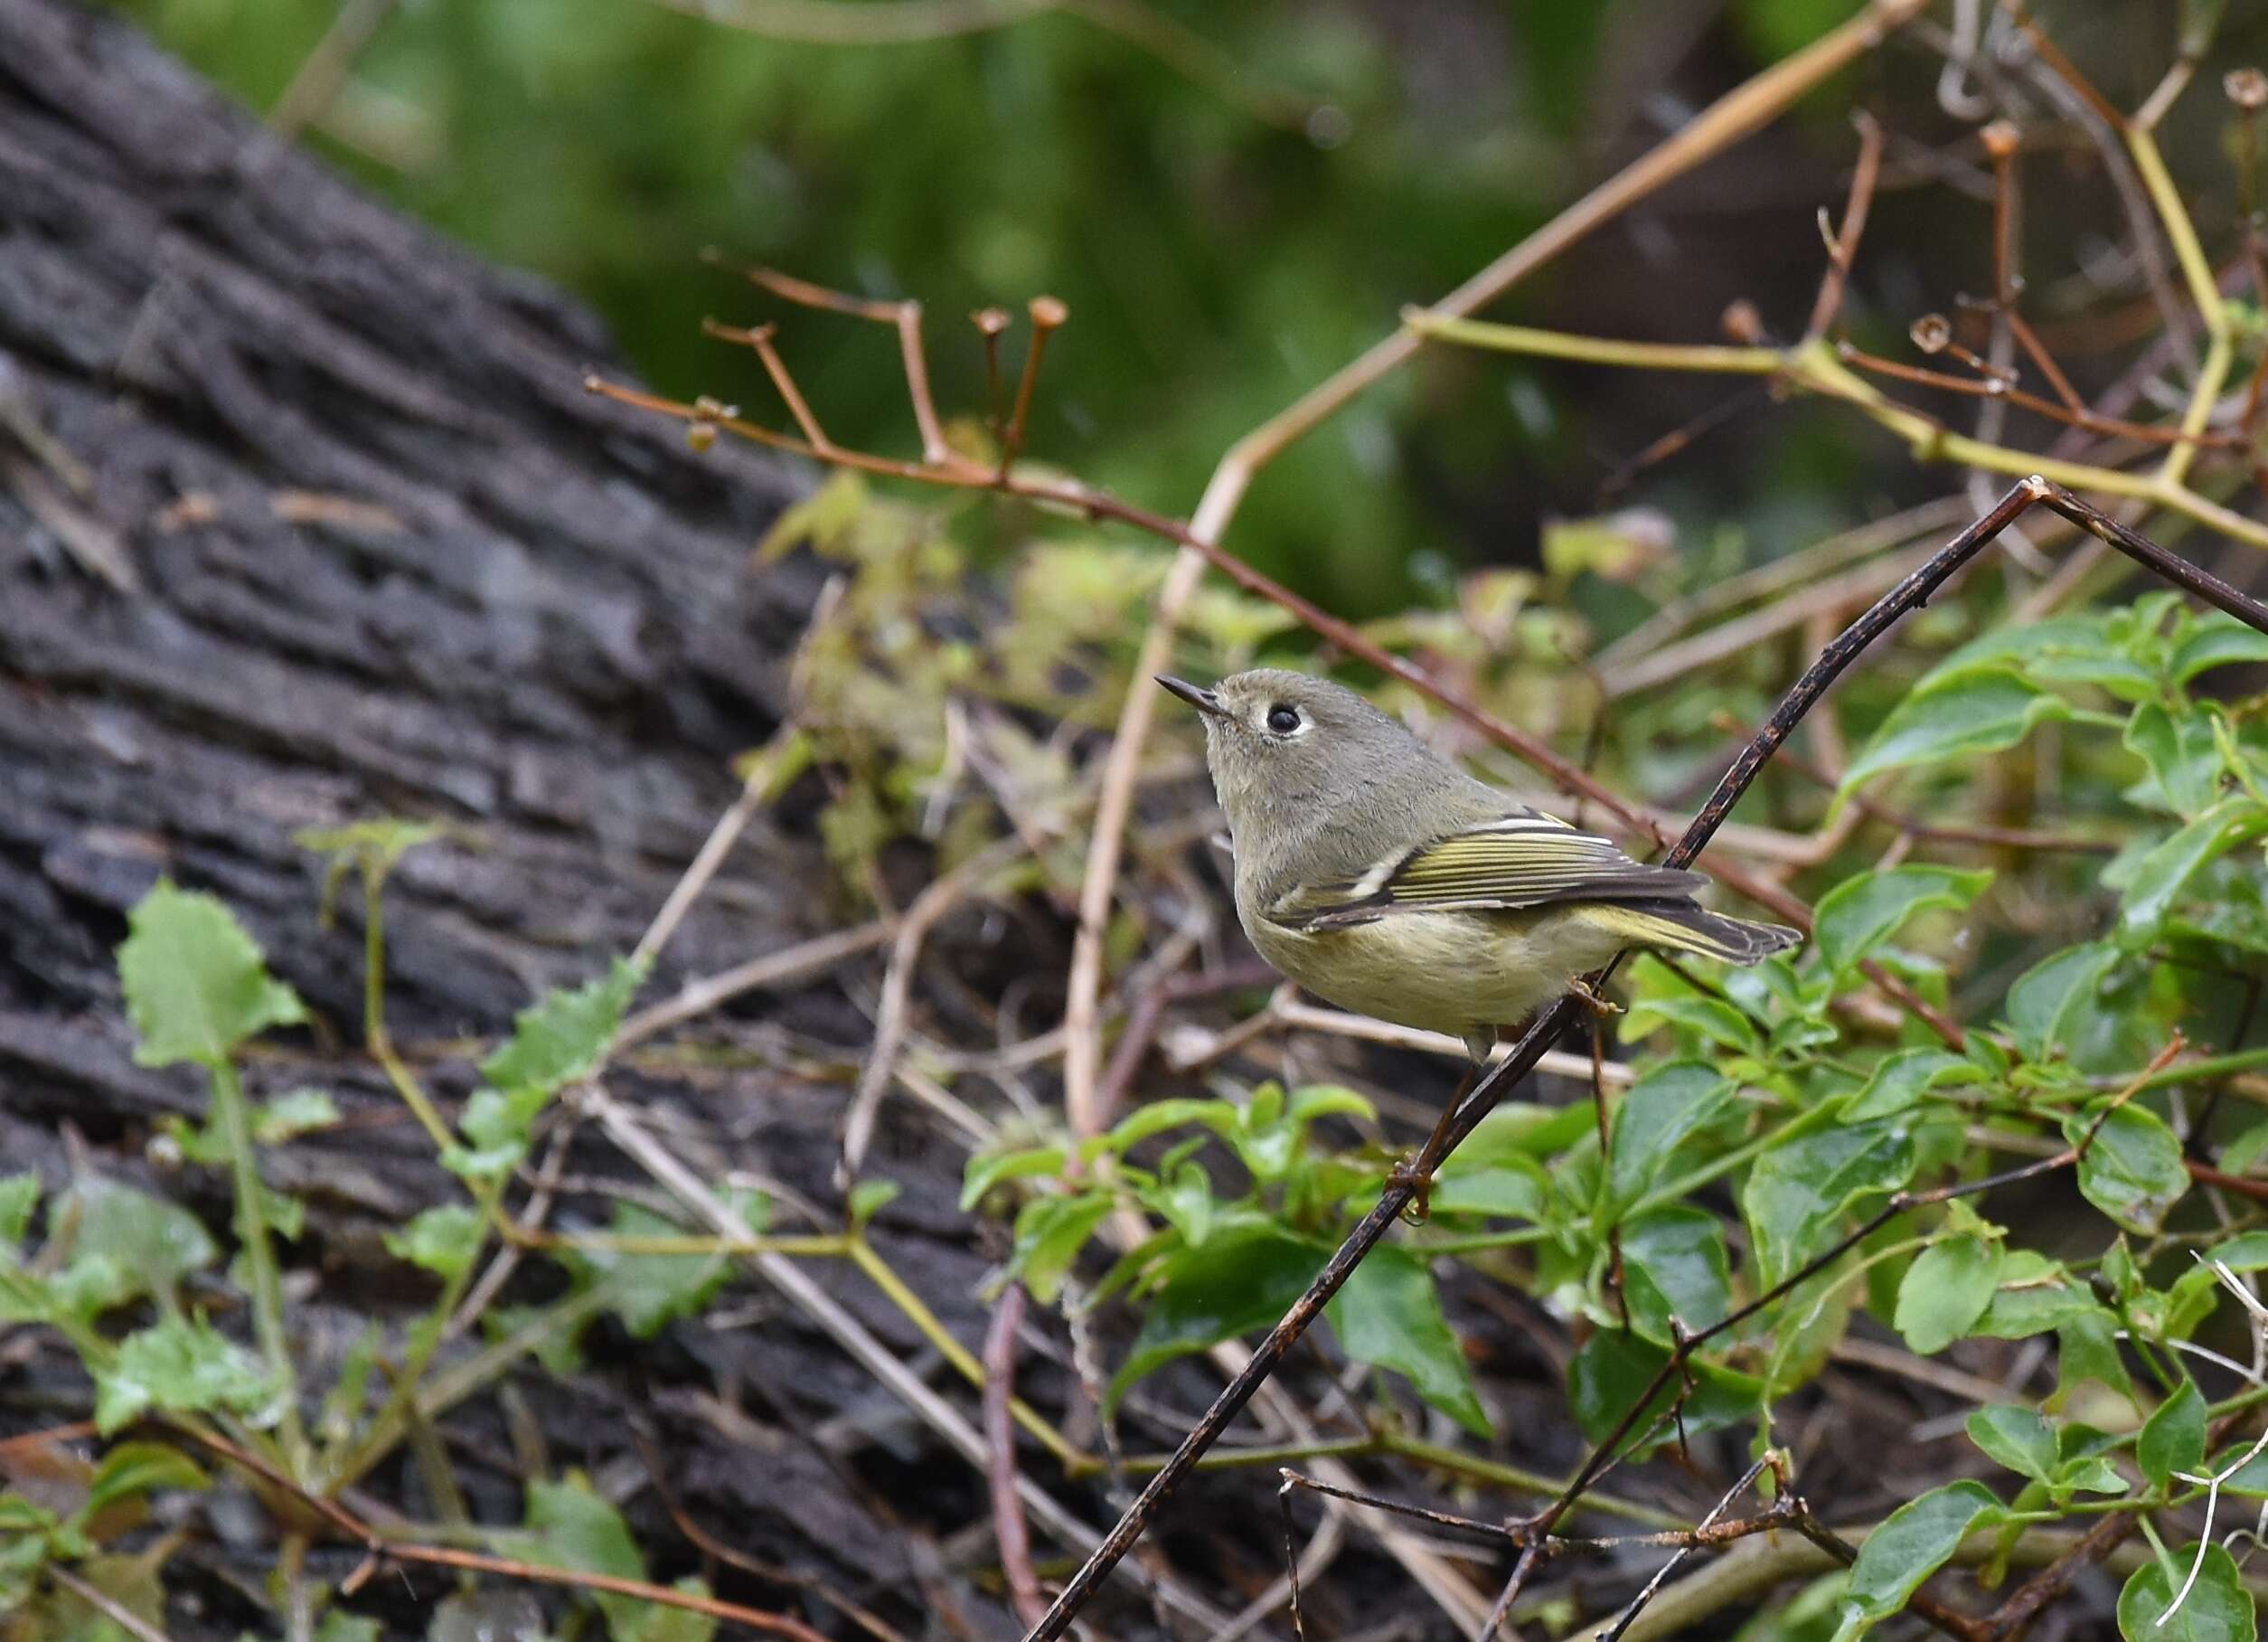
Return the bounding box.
[1388,1057,1480,1223]
[1566,977,1622,1016]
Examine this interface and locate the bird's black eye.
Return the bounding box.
[1266,704,1302,735]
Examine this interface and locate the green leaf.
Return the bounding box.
[385,1204,485,1282]
[317,1323,382,1448]
[1896,1235,2003,1354]
[51,1177,219,1316]
[516,1472,715,1642]
[2124,703,2225,816]
[480,957,646,1095]
[296,816,443,870]
[1975,1276,2107,1340]
[166,1087,343,1166]
[1286,1085,1376,1127]
[92,1315,282,1434]
[2206,1442,2268,1498]
[1828,1481,2002,1642]
[1327,1245,1488,1437]
[2005,942,2122,1062]
[1621,994,1760,1054]
[1009,1191,1116,1305]
[2139,1377,2207,1486]
[1606,1061,1735,1213]
[1812,866,1991,977]
[314,1612,381,1642]
[1845,1049,1981,1121]
[2118,799,2268,945]
[1106,1227,1320,1413]
[1142,1162,1216,1248]
[2055,1309,2135,1403]
[1838,666,2072,796]
[1964,1405,2057,1483]
[1427,1152,1550,1221]
[2065,1104,2188,1234]
[846,1179,899,1231]
[0,1174,36,1246]
[2171,616,2268,685]
[118,881,306,1069]
[1565,1329,1760,1453]
[1105,1098,1238,1154]
[82,1441,210,1519]
[2118,1543,2255,1642]
[251,1087,340,1143]
[1743,1118,1915,1288]
[1939,614,2154,696]
[444,1084,551,1182]
[1620,1205,1733,1346]
[568,1203,739,1339]
[960,1146,1067,1211]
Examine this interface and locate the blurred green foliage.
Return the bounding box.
[112,0,1928,612]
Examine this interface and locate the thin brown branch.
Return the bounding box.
[894,301,950,465]
[2004,309,2085,416]
[1021,482,2268,1639]
[2017,15,2127,132]
[165,1427,834,1641]
[1804,111,1884,340]
[1981,119,2019,309]
[840,836,1025,1187]
[1833,341,2240,448]
[705,320,833,452]
[268,0,399,141]
[636,1430,914,1642]
[43,1565,178,1642]
[1000,295,1068,476]
[984,1284,1048,1629]
[1055,0,1934,1141]
[1093,959,1279,1128]
[973,306,1012,439]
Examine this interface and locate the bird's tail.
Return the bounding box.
[1584,901,1803,966]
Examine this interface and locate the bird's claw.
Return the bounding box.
[1388,1156,1435,1222]
[1567,979,1623,1017]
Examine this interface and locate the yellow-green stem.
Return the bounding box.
[845,1234,1083,1467]
[210,1056,308,1477]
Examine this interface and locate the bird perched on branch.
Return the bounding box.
[1159,669,1800,1200]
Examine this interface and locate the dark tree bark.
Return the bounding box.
[0,0,835,1093]
[0,4,1015,1624]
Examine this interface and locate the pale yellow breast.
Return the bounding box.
[1245,906,1623,1040]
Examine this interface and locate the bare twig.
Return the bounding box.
[840,836,1024,1187]
[617,920,898,1050]
[268,0,400,141]
[983,1284,1048,1629]
[1802,112,1883,340]
[1051,0,1933,1139]
[1000,296,1068,476]
[43,1566,178,1642]
[1018,480,2268,1640]
[1597,1454,1772,1642]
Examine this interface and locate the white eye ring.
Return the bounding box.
[1265,704,1303,735]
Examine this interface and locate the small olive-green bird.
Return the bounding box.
[1160,669,1800,1062]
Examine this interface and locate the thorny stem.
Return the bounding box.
[1018,482,2268,1640]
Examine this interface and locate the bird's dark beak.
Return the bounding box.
[1156,675,1227,718]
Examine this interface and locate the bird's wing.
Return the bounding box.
[1268,813,1706,931]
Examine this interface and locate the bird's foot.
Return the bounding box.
[1388,1156,1436,1223]
[1567,978,1623,1017]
